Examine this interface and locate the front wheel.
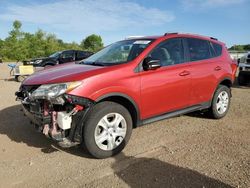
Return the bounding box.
[209,85,231,119]
[83,102,132,159]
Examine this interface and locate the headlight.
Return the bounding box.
[31,81,82,100]
[34,60,43,64]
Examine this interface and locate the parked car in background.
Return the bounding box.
[238,52,250,85]
[16,33,237,159]
[25,50,94,67]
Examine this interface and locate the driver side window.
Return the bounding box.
[148,38,185,67]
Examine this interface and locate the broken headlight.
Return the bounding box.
[31,81,82,100]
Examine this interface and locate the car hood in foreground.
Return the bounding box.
[23,63,104,85]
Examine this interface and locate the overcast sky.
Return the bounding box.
[0,0,249,47]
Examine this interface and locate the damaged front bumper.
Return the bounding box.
[16,87,94,147]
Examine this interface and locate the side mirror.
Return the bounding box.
[143,57,161,71]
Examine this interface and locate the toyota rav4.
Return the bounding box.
[16,33,237,158]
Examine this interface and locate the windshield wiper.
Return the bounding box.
[89,62,106,66]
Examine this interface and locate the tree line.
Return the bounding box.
[228,44,250,52]
[0,20,104,61]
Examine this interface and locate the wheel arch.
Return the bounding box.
[219,77,233,88]
[42,60,56,67]
[214,77,233,98]
[96,93,140,128]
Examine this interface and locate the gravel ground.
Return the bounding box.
[0,63,249,188]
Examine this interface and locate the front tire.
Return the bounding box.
[83,101,132,159]
[209,85,231,119]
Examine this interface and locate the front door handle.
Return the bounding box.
[179,70,190,76]
[214,66,222,71]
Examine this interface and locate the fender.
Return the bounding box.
[213,77,233,98]
[96,92,141,127]
[96,92,139,108]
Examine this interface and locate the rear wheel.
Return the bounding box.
[209,85,230,119]
[83,101,132,159]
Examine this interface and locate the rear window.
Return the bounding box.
[211,42,223,57]
[186,38,212,61]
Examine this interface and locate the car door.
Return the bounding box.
[140,38,192,119]
[59,50,75,64]
[184,38,219,105]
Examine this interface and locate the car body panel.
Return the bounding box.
[139,63,191,119]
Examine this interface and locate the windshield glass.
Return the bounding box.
[49,52,61,58]
[81,39,153,65]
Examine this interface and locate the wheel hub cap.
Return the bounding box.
[216,91,229,115]
[94,113,127,151]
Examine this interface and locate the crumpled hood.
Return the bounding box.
[23,63,104,85]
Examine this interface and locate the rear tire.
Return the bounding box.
[209,85,231,119]
[83,101,132,159]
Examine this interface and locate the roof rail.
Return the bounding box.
[164,32,178,36]
[125,36,145,39]
[210,37,218,41]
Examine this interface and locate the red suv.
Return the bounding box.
[16,33,237,158]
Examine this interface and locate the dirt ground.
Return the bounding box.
[0,63,249,188]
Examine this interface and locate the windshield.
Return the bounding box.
[49,52,61,58]
[81,39,153,66]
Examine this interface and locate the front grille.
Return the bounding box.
[247,59,250,64]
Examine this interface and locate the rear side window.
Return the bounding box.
[211,42,223,57]
[186,38,212,61]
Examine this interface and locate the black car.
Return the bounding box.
[25,50,93,67]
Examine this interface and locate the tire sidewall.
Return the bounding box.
[211,85,231,119]
[83,102,132,159]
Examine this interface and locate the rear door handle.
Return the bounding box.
[179,70,190,76]
[214,66,221,71]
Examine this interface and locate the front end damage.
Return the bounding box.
[15,84,94,147]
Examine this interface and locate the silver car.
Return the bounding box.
[238,52,250,85]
